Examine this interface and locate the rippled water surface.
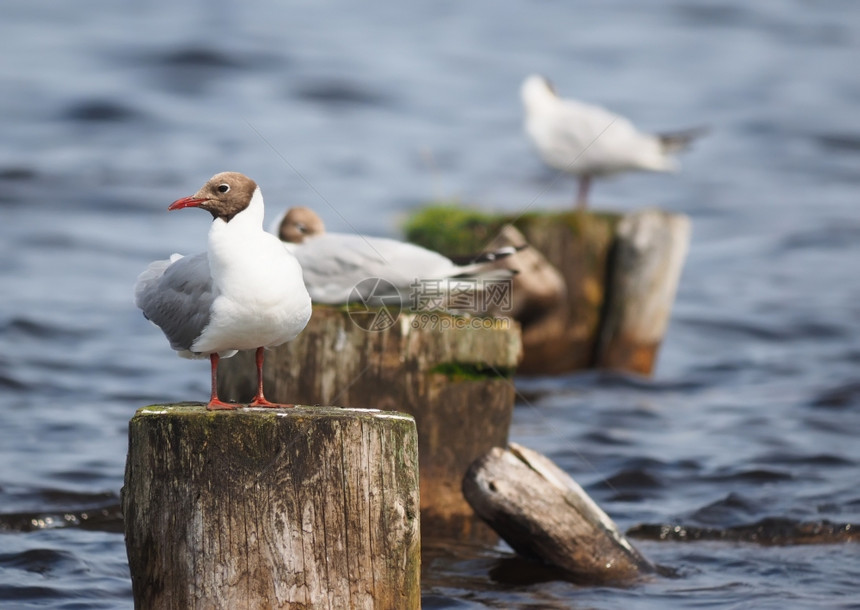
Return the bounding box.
[2,1,859,607]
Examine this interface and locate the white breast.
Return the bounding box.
[191,188,312,355]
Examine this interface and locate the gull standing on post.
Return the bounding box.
[520,74,704,209]
[135,172,312,410]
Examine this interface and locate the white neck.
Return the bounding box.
[206,187,266,281]
[521,77,556,113]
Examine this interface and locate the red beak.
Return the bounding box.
[168,196,208,211]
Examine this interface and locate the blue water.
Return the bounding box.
[2,0,860,607]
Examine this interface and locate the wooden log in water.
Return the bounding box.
[462,442,654,583]
[594,208,691,374]
[218,307,522,539]
[122,404,421,610]
[404,205,690,376]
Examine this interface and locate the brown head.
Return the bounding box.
[168,172,259,222]
[277,206,326,243]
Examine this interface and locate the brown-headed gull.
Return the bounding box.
[521,74,705,209]
[275,206,518,308]
[135,172,311,410]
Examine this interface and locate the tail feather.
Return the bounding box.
[658,126,709,153]
[446,244,526,278]
[452,265,518,280]
[471,244,528,264]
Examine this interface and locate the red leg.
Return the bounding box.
[249,347,294,408]
[576,175,591,210]
[206,353,236,410]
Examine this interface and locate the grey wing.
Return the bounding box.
[305,233,457,280]
[291,235,390,303]
[134,252,215,355]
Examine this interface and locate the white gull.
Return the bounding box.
[521,74,705,209]
[135,171,312,410]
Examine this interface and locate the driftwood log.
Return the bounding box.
[404,206,690,375]
[462,442,654,583]
[123,404,420,609]
[594,209,691,373]
[219,307,521,539]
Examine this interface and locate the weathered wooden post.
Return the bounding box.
[593,208,691,374]
[404,206,620,374]
[218,307,521,539]
[462,442,654,584]
[122,404,420,609]
[404,205,690,376]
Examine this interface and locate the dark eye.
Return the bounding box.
[295,222,307,234]
[217,184,230,194]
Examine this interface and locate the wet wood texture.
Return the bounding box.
[462,442,654,583]
[594,209,691,374]
[219,308,522,539]
[123,404,420,609]
[405,207,690,375]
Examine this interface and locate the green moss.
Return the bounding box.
[431,361,514,381]
[403,202,622,258]
[403,203,508,257]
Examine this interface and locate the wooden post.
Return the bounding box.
[594,208,691,374]
[122,404,420,610]
[512,212,620,374]
[218,307,521,539]
[404,207,620,374]
[404,205,690,376]
[462,442,654,584]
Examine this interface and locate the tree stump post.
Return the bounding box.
[404,207,620,374]
[122,404,421,610]
[462,442,654,584]
[218,308,521,540]
[594,208,691,374]
[404,205,690,376]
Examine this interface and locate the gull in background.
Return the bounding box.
[275,206,518,309]
[520,74,705,209]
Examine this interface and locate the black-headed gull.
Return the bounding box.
[135,172,312,410]
[521,74,704,209]
[275,206,517,308]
